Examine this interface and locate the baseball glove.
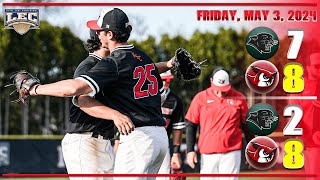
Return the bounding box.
[6,70,40,104]
[172,48,206,81]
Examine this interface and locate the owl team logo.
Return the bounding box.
[245,136,279,170]
[246,27,279,60]
[246,103,279,136]
[4,9,39,35]
[245,60,279,94]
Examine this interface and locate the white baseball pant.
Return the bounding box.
[156,148,170,180]
[62,132,114,180]
[114,126,168,180]
[200,150,241,180]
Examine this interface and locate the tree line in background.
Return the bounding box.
[0,17,317,135]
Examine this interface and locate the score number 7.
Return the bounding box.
[287,30,304,60]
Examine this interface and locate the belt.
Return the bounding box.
[91,132,111,140]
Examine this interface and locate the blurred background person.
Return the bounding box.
[157,70,185,179]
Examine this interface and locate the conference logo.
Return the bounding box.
[4,9,39,35]
[246,26,279,60]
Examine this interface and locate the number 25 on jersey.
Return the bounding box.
[133,64,158,99]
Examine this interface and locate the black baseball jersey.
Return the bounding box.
[67,53,114,138]
[77,44,166,127]
[162,89,185,137]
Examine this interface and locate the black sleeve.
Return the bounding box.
[76,58,118,96]
[71,59,98,106]
[172,96,185,129]
[73,62,96,78]
[186,119,198,153]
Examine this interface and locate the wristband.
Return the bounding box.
[34,84,40,95]
[173,145,181,153]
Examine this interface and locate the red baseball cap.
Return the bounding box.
[160,70,174,80]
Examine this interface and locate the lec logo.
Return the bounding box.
[4,9,40,35]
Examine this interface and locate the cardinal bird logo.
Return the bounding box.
[247,66,277,87]
[247,142,277,163]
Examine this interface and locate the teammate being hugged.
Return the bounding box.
[63,29,127,178]
[185,67,254,180]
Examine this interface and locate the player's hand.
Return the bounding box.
[186,151,198,169]
[111,111,135,135]
[171,153,182,169]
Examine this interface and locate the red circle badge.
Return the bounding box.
[245,60,279,94]
[245,136,279,170]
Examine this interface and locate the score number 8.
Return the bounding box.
[283,139,304,169]
[283,63,304,93]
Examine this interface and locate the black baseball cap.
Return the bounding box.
[86,8,130,31]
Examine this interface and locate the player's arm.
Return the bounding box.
[30,79,91,97]
[185,94,201,169]
[172,129,183,168]
[185,119,198,169]
[171,97,185,169]
[77,95,134,135]
[155,58,174,74]
[30,58,117,97]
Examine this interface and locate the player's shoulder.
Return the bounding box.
[78,53,101,66]
[109,49,127,61]
[74,54,102,77]
[109,44,137,60]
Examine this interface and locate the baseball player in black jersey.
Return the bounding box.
[113,68,185,174]
[28,8,176,177]
[157,70,185,179]
[62,29,132,178]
